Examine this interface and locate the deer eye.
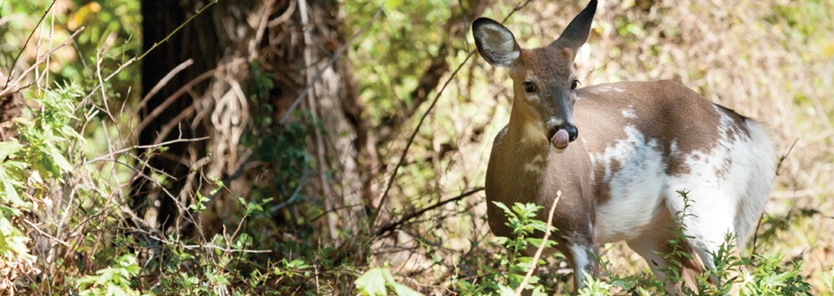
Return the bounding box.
[571,80,581,91]
[522,81,537,93]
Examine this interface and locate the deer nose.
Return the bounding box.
[549,124,579,143]
[563,124,578,142]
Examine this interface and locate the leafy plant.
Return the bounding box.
[458,202,556,295]
[78,254,145,296]
[355,267,422,296]
[740,252,812,296]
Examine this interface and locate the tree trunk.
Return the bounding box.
[137,0,363,243]
[261,0,365,242]
[136,0,221,232]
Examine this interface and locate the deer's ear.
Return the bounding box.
[473,18,521,67]
[550,0,597,60]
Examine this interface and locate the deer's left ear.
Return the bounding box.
[473,18,521,67]
[550,0,597,60]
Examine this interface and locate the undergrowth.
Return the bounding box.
[355,193,822,295]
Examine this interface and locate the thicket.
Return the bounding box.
[0,0,832,295]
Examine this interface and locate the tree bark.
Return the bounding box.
[137,0,363,243]
[262,0,365,242]
[0,89,22,142]
[136,0,220,232]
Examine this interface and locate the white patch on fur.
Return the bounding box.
[524,154,546,173]
[591,126,666,243]
[475,23,519,67]
[520,124,545,145]
[666,106,775,264]
[546,118,565,130]
[621,107,637,119]
[735,120,776,250]
[597,85,626,93]
[570,244,591,287]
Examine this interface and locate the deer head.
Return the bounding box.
[472,0,597,149]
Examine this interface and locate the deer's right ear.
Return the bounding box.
[473,18,520,67]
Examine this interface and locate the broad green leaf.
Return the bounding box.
[356,268,389,296]
[497,284,515,296]
[0,140,23,159]
[51,146,74,172]
[492,201,512,217]
[525,238,557,249]
[390,282,422,296]
[492,236,508,245]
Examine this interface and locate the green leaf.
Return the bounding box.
[0,140,23,159]
[390,282,422,296]
[492,236,509,245]
[356,268,389,296]
[493,201,512,217]
[525,238,557,249]
[497,284,515,296]
[50,146,73,172]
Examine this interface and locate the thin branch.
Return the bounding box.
[148,237,272,254]
[775,138,798,177]
[501,0,534,23]
[22,219,72,248]
[133,66,221,139]
[83,137,210,165]
[0,27,85,97]
[371,52,474,229]
[3,0,56,89]
[79,0,219,105]
[137,59,194,111]
[135,1,219,62]
[515,191,561,296]
[374,187,484,237]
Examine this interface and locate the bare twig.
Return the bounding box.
[3,0,56,89]
[148,237,272,254]
[374,187,484,237]
[515,191,561,296]
[501,0,535,23]
[83,137,210,165]
[371,52,474,229]
[268,0,297,27]
[0,27,84,97]
[775,138,798,177]
[79,0,219,105]
[22,220,71,248]
[133,65,222,139]
[137,59,195,111]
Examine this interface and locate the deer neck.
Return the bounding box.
[507,103,551,149]
[496,113,588,201]
[490,118,553,205]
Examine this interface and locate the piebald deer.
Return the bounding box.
[473,0,776,293]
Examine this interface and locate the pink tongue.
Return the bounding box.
[551,129,570,149]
